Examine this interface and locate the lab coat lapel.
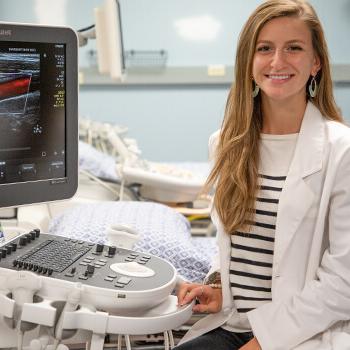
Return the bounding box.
[273,102,324,266]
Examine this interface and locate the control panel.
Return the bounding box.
[0,231,177,312]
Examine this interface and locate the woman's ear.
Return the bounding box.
[312,55,321,76]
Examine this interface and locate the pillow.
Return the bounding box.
[49,201,217,282]
[79,141,119,181]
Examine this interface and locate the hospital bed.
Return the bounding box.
[78,117,211,204]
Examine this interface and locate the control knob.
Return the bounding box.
[95,243,104,254]
[1,249,7,258]
[29,231,36,240]
[86,264,95,276]
[19,237,27,246]
[108,246,117,256]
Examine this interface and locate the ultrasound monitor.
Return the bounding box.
[0,23,78,208]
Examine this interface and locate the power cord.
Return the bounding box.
[80,169,120,199]
[77,24,95,32]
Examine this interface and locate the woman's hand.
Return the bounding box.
[177,282,222,313]
[239,337,261,350]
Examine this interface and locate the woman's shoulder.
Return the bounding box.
[324,118,350,148]
[209,129,220,145]
[208,129,221,159]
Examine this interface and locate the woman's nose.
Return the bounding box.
[270,49,286,70]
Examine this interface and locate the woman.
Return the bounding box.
[175,1,350,349]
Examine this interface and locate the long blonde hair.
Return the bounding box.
[206,0,342,234]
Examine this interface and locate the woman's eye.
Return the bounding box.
[257,46,271,52]
[288,45,302,51]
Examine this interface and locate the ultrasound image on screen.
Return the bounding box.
[0,53,40,141]
[0,43,66,185]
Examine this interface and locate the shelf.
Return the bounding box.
[331,64,350,84]
[79,64,350,87]
[79,66,231,87]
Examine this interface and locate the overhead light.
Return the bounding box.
[174,15,221,41]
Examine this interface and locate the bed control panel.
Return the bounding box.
[0,231,177,312]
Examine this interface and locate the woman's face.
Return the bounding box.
[252,16,320,104]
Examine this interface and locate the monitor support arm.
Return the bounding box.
[77,25,96,47]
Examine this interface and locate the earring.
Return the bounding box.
[308,75,317,98]
[252,81,260,98]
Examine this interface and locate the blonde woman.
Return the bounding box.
[175,1,350,349]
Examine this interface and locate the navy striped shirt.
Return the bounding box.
[223,133,298,332]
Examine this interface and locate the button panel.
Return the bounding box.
[0,231,175,294]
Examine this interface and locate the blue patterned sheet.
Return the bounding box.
[49,201,217,282]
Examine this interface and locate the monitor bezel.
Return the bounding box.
[0,22,78,208]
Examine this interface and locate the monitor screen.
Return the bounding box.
[0,23,78,208]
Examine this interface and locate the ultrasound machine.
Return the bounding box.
[0,23,192,350]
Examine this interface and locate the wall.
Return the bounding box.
[0,0,349,161]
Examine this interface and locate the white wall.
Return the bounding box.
[0,0,349,161]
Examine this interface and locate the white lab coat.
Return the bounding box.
[179,102,350,350]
